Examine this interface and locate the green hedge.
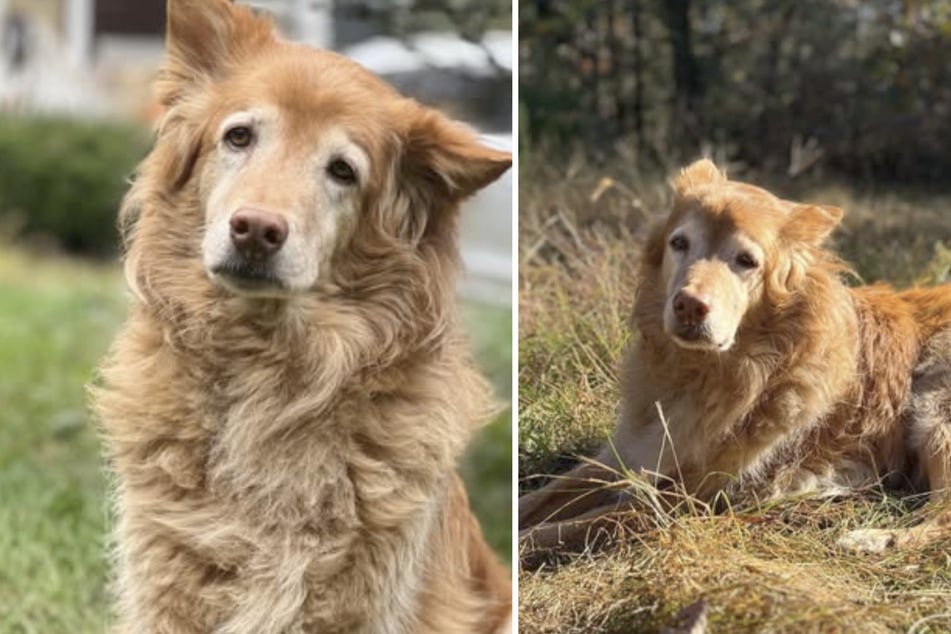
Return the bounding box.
[0,116,151,256]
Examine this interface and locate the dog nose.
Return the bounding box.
[673,290,710,326]
[229,208,288,260]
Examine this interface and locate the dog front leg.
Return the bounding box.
[519,502,642,568]
[518,459,624,529]
[518,418,673,528]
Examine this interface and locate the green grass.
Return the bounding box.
[0,249,121,634]
[518,158,951,633]
[460,301,513,560]
[0,246,511,633]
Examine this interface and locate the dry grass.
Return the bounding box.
[520,496,951,633]
[517,155,951,633]
[518,157,664,481]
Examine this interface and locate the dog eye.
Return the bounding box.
[736,252,759,269]
[669,235,689,252]
[327,158,358,185]
[224,126,254,149]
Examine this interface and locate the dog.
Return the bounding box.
[519,159,951,554]
[91,1,512,632]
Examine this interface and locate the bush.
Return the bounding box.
[0,116,150,257]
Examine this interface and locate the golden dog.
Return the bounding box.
[520,159,951,554]
[93,1,512,632]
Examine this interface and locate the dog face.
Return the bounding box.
[130,0,510,300]
[198,103,372,296]
[651,160,842,352]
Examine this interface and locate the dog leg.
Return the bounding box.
[518,460,625,529]
[884,438,951,549]
[836,526,899,553]
[519,501,640,565]
[837,485,951,552]
[891,450,951,548]
[839,345,951,553]
[519,415,678,529]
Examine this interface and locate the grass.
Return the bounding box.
[0,248,121,634]
[517,155,951,633]
[520,496,951,633]
[0,245,511,634]
[460,300,514,560]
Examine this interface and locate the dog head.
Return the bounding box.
[124,0,510,301]
[644,159,843,352]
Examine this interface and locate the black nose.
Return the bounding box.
[673,290,710,326]
[229,208,288,260]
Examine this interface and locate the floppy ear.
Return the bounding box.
[674,158,726,194]
[783,204,843,246]
[403,110,512,202]
[160,0,274,104]
[153,109,206,190]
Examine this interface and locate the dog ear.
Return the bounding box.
[784,204,843,245]
[674,159,726,194]
[403,110,512,203]
[160,0,273,104]
[154,110,206,190]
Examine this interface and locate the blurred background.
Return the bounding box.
[0,1,512,631]
[521,0,951,182]
[519,2,951,632]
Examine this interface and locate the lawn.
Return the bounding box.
[0,245,511,633]
[518,158,951,633]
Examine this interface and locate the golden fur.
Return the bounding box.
[520,159,951,554]
[92,1,512,632]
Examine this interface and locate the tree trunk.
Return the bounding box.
[630,0,645,153]
[663,0,700,154]
[607,0,622,138]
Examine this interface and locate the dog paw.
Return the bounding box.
[836,528,896,553]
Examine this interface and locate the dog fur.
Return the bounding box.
[519,159,951,554]
[92,1,512,632]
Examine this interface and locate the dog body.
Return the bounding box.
[520,160,951,552]
[93,1,511,632]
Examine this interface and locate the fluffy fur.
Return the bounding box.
[92,1,512,632]
[519,159,951,554]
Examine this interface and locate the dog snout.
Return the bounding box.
[229,208,288,260]
[673,290,710,326]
